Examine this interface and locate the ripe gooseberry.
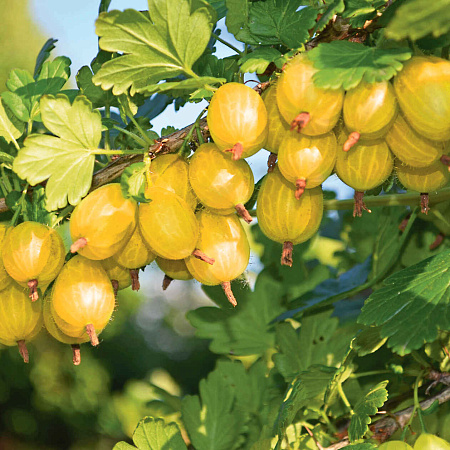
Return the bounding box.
[100,257,132,296]
[51,255,115,346]
[156,257,193,290]
[262,85,290,171]
[43,291,89,365]
[70,183,137,260]
[335,132,394,217]
[207,82,268,160]
[394,55,450,141]
[396,160,450,214]
[185,211,250,307]
[112,224,156,291]
[276,53,344,135]
[386,113,446,168]
[146,154,197,210]
[139,187,213,264]
[277,131,337,198]
[189,143,254,223]
[256,166,323,266]
[414,433,450,450]
[0,282,43,362]
[2,221,65,301]
[342,80,398,151]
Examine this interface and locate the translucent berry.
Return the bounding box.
[207,82,268,160]
[156,257,193,290]
[70,183,137,260]
[146,154,197,210]
[0,282,43,362]
[278,131,337,198]
[51,255,115,346]
[276,54,344,136]
[185,211,250,306]
[100,257,132,296]
[189,143,254,222]
[256,166,323,266]
[2,221,65,301]
[394,55,450,141]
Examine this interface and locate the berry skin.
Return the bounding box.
[0,282,43,362]
[256,166,323,266]
[386,113,446,168]
[0,224,13,292]
[146,154,197,210]
[2,221,65,301]
[335,133,394,192]
[43,291,89,365]
[414,433,450,450]
[185,211,250,306]
[278,131,337,198]
[139,187,202,261]
[112,224,156,291]
[394,55,450,141]
[51,255,115,346]
[156,257,193,290]
[207,82,268,160]
[189,143,254,222]
[100,257,132,296]
[342,80,398,150]
[276,53,344,136]
[70,183,137,260]
[262,85,290,154]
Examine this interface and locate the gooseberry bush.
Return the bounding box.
[1,0,450,448]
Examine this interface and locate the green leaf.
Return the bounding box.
[359,250,450,355]
[2,57,71,123]
[0,99,24,144]
[113,416,187,450]
[181,363,245,450]
[351,327,387,357]
[315,0,345,32]
[121,163,148,202]
[239,48,284,74]
[273,310,354,382]
[76,51,119,109]
[275,365,337,436]
[235,2,318,48]
[206,0,227,19]
[34,38,58,78]
[342,0,385,28]
[348,381,388,442]
[13,95,101,211]
[187,270,285,355]
[193,54,239,83]
[308,41,412,90]
[385,0,450,41]
[93,2,217,95]
[140,76,225,96]
[225,0,248,35]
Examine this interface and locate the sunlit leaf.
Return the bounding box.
[93,1,217,95]
[385,0,450,41]
[348,381,388,442]
[13,95,101,210]
[359,251,450,355]
[308,41,412,90]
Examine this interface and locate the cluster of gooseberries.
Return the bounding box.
[1,52,450,365]
[379,433,450,449]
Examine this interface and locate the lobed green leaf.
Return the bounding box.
[93,1,217,96]
[308,41,412,90]
[348,381,388,442]
[385,0,450,41]
[13,95,101,211]
[358,250,450,355]
[0,99,24,144]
